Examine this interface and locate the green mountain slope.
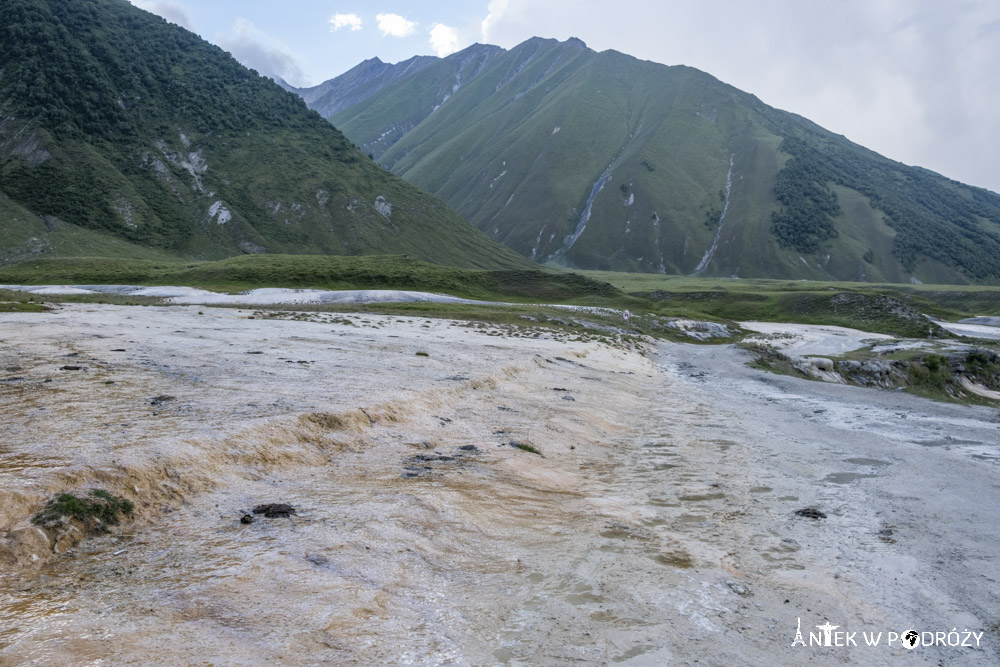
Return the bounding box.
[0,0,531,270]
[318,37,1000,283]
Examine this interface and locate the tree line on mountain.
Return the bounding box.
[0,0,324,141]
[770,129,1000,279]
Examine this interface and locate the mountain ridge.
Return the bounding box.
[293,36,1000,284]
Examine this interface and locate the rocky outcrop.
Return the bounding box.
[835,358,907,389]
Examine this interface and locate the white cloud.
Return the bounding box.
[481,0,508,42]
[130,0,194,31]
[329,13,362,32]
[429,24,460,57]
[376,13,417,38]
[217,18,308,87]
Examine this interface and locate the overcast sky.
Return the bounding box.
[129,0,1000,194]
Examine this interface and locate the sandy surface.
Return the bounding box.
[1,304,998,665]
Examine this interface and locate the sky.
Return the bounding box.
[128,0,1000,194]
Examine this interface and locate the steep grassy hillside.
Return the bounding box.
[317,38,1000,283]
[0,0,532,271]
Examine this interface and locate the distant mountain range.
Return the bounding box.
[0,0,529,270]
[292,37,1000,283]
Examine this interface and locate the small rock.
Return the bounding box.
[240,514,254,524]
[59,365,84,371]
[458,445,478,452]
[795,508,826,520]
[149,395,175,406]
[726,580,752,596]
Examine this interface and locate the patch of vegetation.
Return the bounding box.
[963,349,1000,389]
[771,148,841,253]
[738,342,811,379]
[0,287,163,308]
[32,488,134,530]
[513,441,542,455]
[897,349,1000,404]
[906,354,949,392]
[0,299,49,312]
[415,351,429,357]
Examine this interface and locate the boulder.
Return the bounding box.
[810,357,834,371]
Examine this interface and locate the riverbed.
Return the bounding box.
[1,303,997,665]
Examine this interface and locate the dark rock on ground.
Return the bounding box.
[149,395,176,405]
[795,508,826,519]
[252,503,296,518]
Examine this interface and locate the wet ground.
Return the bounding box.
[1,304,998,665]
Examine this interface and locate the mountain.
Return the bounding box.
[297,37,1000,283]
[0,0,531,270]
[279,56,442,119]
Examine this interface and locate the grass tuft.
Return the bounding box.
[32,489,135,529]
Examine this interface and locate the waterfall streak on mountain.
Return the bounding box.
[555,129,642,258]
[693,154,735,275]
